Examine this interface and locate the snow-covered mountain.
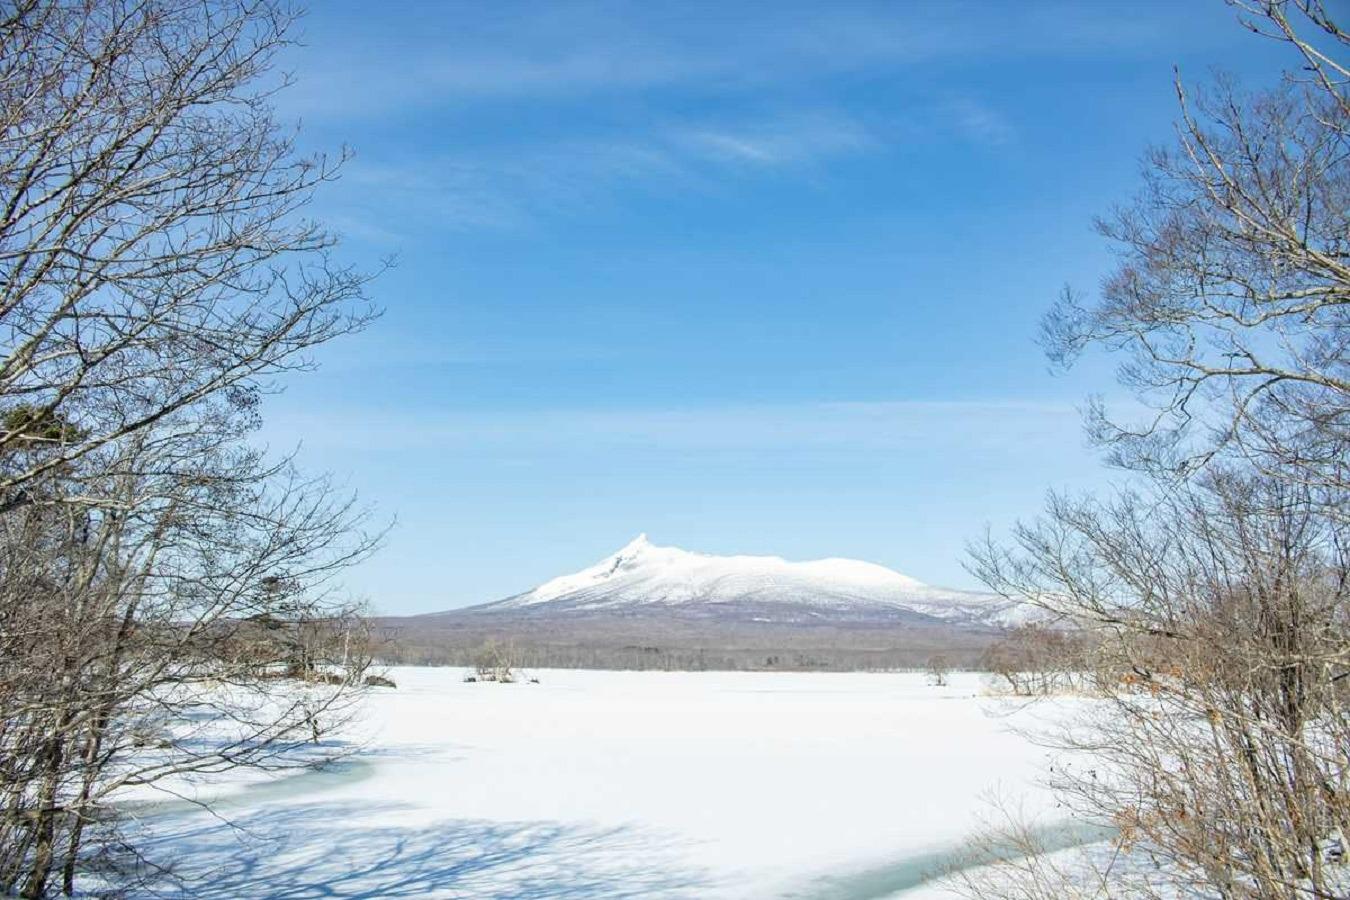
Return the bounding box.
[470,534,1019,627]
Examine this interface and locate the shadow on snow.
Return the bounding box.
[129,800,711,899]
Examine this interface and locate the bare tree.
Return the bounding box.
[0,0,377,500]
[969,473,1350,898]
[963,3,1350,897]
[0,430,378,896]
[979,626,1086,697]
[472,639,521,684]
[1042,0,1349,500]
[0,2,380,896]
[926,654,951,687]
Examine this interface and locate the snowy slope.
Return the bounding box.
[476,534,1020,626]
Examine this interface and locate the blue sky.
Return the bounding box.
[259,1,1295,613]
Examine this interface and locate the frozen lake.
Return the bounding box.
[128,668,1073,899]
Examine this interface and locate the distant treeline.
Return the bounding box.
[380,641,976,671]
[371,615,1014,672]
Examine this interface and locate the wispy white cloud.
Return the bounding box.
[322,110,878,237]
[282,6,949,120]
[942,97,1017,148]
[673,112,877,166]
[282,2,1190,121]
[292,2,1221,238]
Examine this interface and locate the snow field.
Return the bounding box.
[131,668,1070,898]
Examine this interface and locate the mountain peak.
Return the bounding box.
[616,533,651,556]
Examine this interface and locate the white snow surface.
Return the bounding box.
[126,667,1077,899]
[486,533,1018,624]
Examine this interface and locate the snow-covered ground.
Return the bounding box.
[126,668,1081,899]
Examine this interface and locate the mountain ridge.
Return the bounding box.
[445,534,1020,627]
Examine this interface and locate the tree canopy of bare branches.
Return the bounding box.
[1043,0,1350,499]
[0,0,376,499]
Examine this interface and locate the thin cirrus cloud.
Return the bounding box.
[292,2,1215,241]
[282,7,953,119]
[942,97,1017,148]
[672,113,879,166]
[282,2,1180,120]
[323,111,881,237]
